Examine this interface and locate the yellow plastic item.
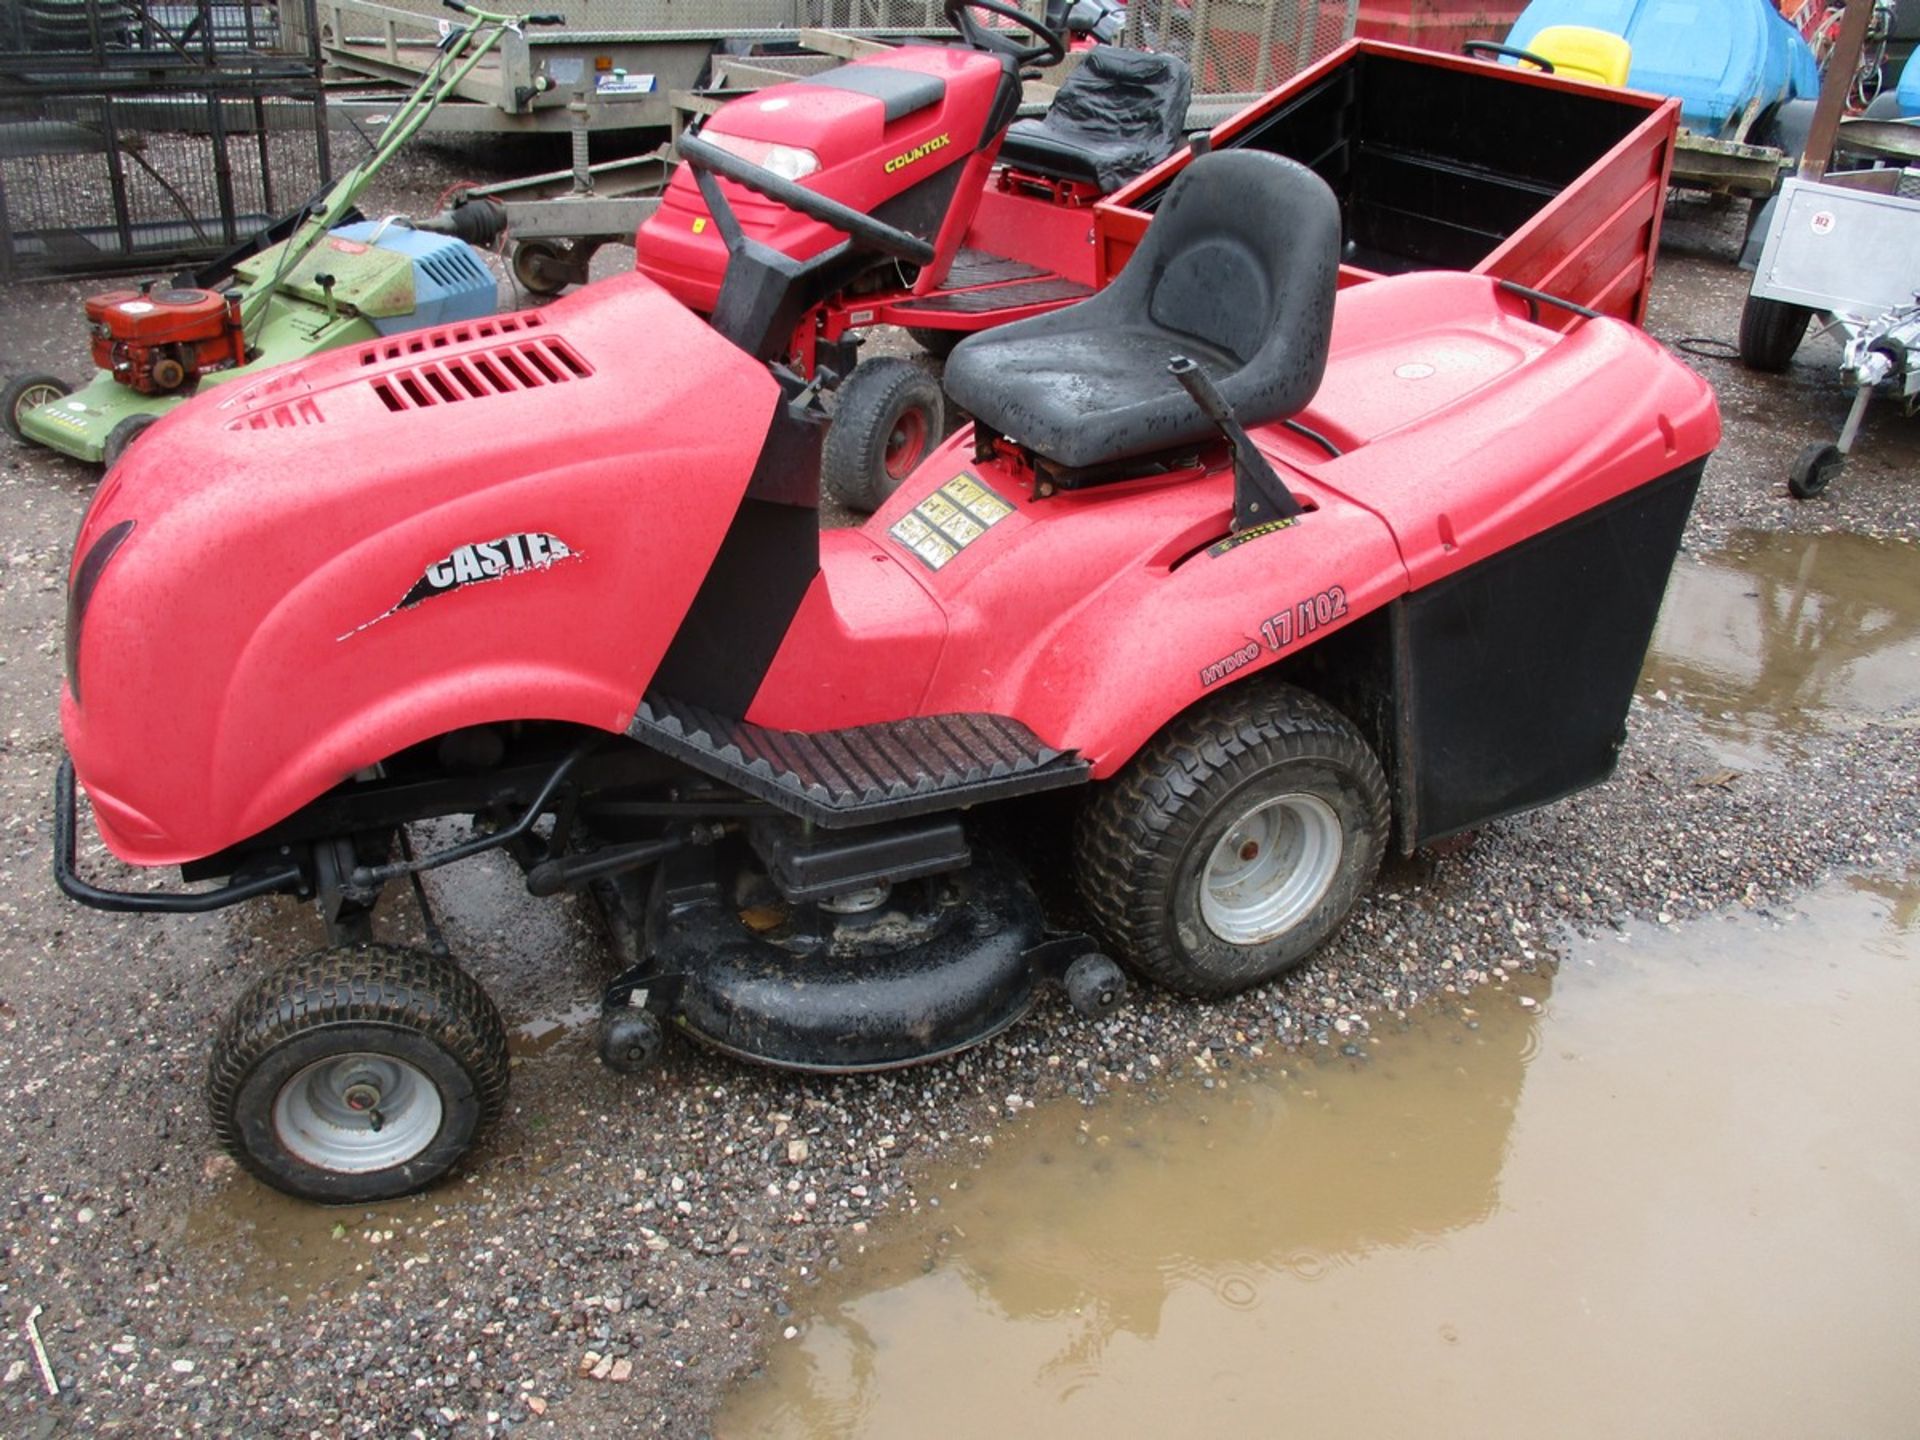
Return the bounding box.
[1525,25,1633,87]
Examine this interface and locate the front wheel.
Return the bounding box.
[823,357,944,513]
[3,373,72,445]
[512,239,572,296]
[1788,441,1842,500]
[1076,683,1390,997]
[207,944,510,1203]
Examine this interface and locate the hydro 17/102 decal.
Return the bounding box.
[1199,583,1350,687]
[340,531,579,641]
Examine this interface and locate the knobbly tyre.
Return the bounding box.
[55,132,1719,1202]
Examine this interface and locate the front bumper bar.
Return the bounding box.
[53,756,304,915]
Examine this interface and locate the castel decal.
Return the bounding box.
[340,531,579,640]
[884,132,951,174]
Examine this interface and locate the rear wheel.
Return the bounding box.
[824,357,944,513]
[102,413,157,469]
[1737,293,1813,372]
[207,944,509,1203]
[1077,684,1390,997]
[3,373,71,445]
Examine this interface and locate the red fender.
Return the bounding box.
[66,276,777,864]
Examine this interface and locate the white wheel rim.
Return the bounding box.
[1200,793,1344,945]
[15,382,64,416]
[272,1052,444,1174]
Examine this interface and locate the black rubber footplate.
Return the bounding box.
[940,248,1051,288]
[629,695,1089,827]
[895,275,1094,316]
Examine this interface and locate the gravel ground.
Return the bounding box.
[0,150,1916,1439]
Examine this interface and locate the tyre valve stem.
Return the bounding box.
[368,1108,385,1133]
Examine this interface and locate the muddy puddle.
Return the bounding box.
[719,874,1920,1438]
[1644,529,1920,768]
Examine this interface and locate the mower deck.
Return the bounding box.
[606,847,1058,1073]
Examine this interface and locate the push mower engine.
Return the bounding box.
[85,285,247,395]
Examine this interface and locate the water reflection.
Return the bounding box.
[925,991,1537,1341]
[729,982,1547,1433]
[1644,531,1920,764]
[724,877,1920,1439]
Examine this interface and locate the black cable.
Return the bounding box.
[1282,417,1342,458]
[1670,336,1740,361]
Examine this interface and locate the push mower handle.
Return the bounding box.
[678,130,936,267]
[441,0,566,23]
[1461,39,1555,72]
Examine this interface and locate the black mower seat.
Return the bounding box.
[803,64,947,121]
[998,48,1192,193]
[943,150,1341,472]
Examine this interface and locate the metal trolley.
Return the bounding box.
[1742,140,1920,498]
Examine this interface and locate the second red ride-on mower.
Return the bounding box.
[57,122,1718,1201]
[635,0,1191,510]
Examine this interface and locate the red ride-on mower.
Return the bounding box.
[56,142,1718,1203]
[634,0,1191,510]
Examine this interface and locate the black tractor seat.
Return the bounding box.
[997,48,1192,193]
[802,63,947,121]
[943,149,1341,472]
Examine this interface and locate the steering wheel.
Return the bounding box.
[945,0,1067,69]
[1461,40,1555,73]
[677,131,936,267]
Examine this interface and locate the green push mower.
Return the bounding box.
[2,1,560,468]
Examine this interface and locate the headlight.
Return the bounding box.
[66,518,134,705]
[701,132,823,183]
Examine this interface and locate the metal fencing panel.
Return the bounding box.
[0,1,320,77]
[0,85,331,277]
[1126,0,1358,93]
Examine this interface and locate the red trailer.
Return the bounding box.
[1096,40,1680,328]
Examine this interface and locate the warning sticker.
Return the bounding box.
[888,472,1016,571]
[1205,517,1297,559]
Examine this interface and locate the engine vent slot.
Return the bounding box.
[369,336,592,412]
[417,247,492,292]
[226,396,325,431]
[357,310,546,366]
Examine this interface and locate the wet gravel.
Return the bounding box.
[0,154,1917,1438]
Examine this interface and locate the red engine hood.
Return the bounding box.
[65,274,779,864]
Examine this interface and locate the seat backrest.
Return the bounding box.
[1111,148,1341,425]
[998,48,1192,192]
[1044,48,1192,148]
[1528,25,1633,87]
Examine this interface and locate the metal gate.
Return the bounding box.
[1,2,331,278]
[0,87,331,278]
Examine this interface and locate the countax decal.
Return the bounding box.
[340,531,579,640]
